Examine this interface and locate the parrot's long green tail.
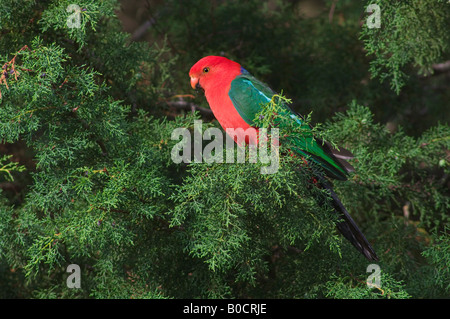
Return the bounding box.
[319,177,379,261]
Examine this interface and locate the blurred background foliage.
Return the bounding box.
[119,0,450,135]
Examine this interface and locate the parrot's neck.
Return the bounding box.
[205,74,254,144]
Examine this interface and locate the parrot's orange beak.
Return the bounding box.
[190,76,199,90]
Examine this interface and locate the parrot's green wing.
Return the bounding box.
[228,72,275,126]
[229,73,353,180]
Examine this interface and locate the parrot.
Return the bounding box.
[189,55,378,261]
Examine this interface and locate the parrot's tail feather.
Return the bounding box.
[320,140,355,173]
[319,177,379,261]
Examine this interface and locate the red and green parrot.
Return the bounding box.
[189,56,378,261]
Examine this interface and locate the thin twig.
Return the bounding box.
[432,60,450,74]
[329,0,338,24]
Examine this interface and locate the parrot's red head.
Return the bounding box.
[189,56,242,92]
[188,56,252,139]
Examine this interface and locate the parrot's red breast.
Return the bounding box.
[189,56,253,142]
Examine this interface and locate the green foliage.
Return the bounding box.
[422,227,450,292]
[38,0,121,53]
[0,155,26,181]
[361,0,450,94]
[0,0,449,300]
[325,102,450,231]
[325,271,411,299]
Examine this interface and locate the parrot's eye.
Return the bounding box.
[203,67,210,73]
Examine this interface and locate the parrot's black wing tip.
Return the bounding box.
[337,220,379,262]
[363,248,379,262]
[320,176,379,263]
